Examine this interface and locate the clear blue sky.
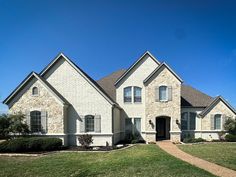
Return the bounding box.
[0,0,236,112]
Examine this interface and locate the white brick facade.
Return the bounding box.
[4,52,236,146]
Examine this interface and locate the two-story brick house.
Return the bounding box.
[3,51,236,145]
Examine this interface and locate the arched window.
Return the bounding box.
[214,114,221,130]
[159,86,167,101]
[32,87,39,96]
[134,87,142,103]
[30,111,41,132]
[85,115,94,132]
[124,87,132,103]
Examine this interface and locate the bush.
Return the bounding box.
[183,137,206,143]
[225,134,236,142]
[224,117,236,135]
[78,134,93,149]
[0,137,62,152]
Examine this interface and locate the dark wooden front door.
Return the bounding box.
[156,118,166,140]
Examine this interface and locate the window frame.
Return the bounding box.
[214,114,221,130]
[30,111,42,133]
[159,85,168,101]
[32,87,39,96]
[181,112,196,131]
[133,87,142,103]
[125,117,142,136]
[85,115,95,133]
[124,86,132,103]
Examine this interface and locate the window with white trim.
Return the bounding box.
[30,111,41,132]
[134,87,142,103]
[214,114,221,130]
[125,117,142,138]
[159,86,168,101]
[124,87,132,103]
[32,87,39,96]
[85,115,94,132]
[181,112,196,130]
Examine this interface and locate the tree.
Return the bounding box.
[0,113,30,139]
[0,114,10,139]
[224,117,236,135]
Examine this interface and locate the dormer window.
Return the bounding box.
[32,87,39,96]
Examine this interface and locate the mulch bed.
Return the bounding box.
[65,144,129,151]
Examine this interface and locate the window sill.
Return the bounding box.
[134,102,142,104]
[32,95,39,97]
[158,100,169,103]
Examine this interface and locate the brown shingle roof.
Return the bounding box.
[97,69,126,101]
[181,85,213,107]
[97,69,213,108]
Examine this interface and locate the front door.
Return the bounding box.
[156,118,166,140]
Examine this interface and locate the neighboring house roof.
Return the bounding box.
[199,96,236,117]
[143,62,183,84]
[97,69,214,108]
[3,72,69,105]
[114,51,160,86]
[181,85,213,107]
[40,53,117,106]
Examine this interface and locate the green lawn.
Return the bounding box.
[178,142,236,171]
[0,145,214,177]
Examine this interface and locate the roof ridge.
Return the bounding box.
[97,69,126,81]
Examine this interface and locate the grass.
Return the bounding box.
[0,145,215,177]
[178,142,236,170]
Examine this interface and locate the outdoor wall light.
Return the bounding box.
[149,120,154,129]
[176,119,180,125]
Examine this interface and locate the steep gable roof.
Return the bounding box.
[199,96,236,117]
[40,53,117,106]
[181,85,213,107]
[114,51,160,86]
[97,69,214,108]
[143,62,183,84]
[3,72,69,105]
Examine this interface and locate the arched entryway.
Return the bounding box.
[156,116,170,141]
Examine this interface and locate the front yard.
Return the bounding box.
[0,145,214,177]
[178,142,236,171]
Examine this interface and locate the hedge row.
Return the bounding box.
[0,137,62,152]
[225,134,236,142]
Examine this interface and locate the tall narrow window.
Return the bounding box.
[189,112,196,130]
[85,115,94,132]
[134,118,141,134]
[125,118,132,138]
[214,114,221,130]
[181,112,188,130]
[30,111,41,132]
[134,87,142,103]
[159,86,168,101]
[124,87,132,103]
[32,87,39,96]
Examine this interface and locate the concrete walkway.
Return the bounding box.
[157,141,236,177]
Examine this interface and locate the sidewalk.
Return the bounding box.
[157,141,236,177]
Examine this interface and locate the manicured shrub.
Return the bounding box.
[224,117,236,135]
[225,134,236,142]
[0,137,62,152]
[78,134,93,149]
[183,137,206,143]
